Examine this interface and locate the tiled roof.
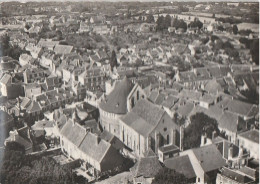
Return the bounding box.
[100,77,134,114]
[164,155,196,179]
[0,74,11,85]
[226,100,256,117]
[192,144,226,172]
[220,167,253,183]
[54,45,73,55]
[132,150,162,178]
[132,99,165,127]
[60,120,87,147]
[238,129,259,144]
[0,110,13,125]
[161,95,178,109]
[218,111,240,133]
[79,132,111,163]
[26,101,41,113]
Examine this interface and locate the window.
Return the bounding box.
[198,178,200,182]
[137,91,139,100]
[167,135,169,144]
[131,97,135,108]
[164,127,167,132]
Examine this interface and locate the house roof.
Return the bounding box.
[38,39,59,49]
[54,45,73,55]
[100,77,134,114]
[220,167,253,183]
[31,120,55,131]
[218,111,240,133]
[192,144,226,172]
[26,101,41,113]
[121,99,172,137]
[226,100,257,117]
[0,110,13,125]
[60,119,87,147]
[161,95,178,109]
[204,79,223,94]
[131,99,165,127]
[164,155,196,179]
[79,132,111,163]
[132,150,162,178]
[0,74,11,85]
[238,129,259,144]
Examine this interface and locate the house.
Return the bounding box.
[164,155,197,183]
[23,68,45,83]
[31,120,58,137]
[37,39,59,50]
[54,45,73,55]
[89,16,105,24]
[60,120,124,177]
[164,144,226,184]
[4,126,33,154]
[0,74,24,99]
[119,99,180,157]
[19,54,35,66]
[237,129,259,160]
[93,25,110,35]
[78,67,105,91]
[131,149,162,184]
[216,167,255,184]
[0,110,14,144]
[99,77,146,138]
[218,111,248,144]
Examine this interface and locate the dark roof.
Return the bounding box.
[159,144,179,153]
[192,144,226,172]
[220,167,253,183]
[238,129,259,144]
[100,77,134,114]
[132,151,162,178]
[218,111,240,133]
[0,110,13,125]
[164,155,196,179]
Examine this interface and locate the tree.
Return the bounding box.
[233,25,238,35]
[188,19,203,29]
[250,39,259,65]
[152,167,189,184]
[164,14,172,29]
[110,50,118,69]
[56,30,63,40]
[183,113,220,150]
[156,15,164,31]
[146,14,154,23]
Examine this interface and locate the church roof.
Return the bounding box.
[100,77,134,114]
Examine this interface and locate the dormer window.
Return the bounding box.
[116,103,119,107]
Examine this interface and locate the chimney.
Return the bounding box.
[212,131,217,140]
[96,135,101,144]
[238,146,243,158]
[179,127,184,151]
[228,145,233,160]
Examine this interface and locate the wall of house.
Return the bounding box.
[181,150,205,184]
[237,136,259,160]
[99,108,123,138]
[100,146,124,172]
[150,113,180,153]
[126,84,146,112]
[62,69,71,83]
